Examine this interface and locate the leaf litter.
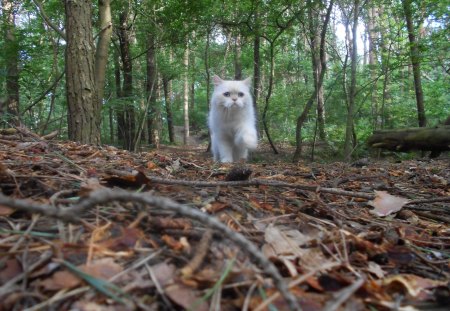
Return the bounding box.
[0,128,449,310]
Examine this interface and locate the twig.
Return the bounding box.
[0,214,40,268]
[181,229,213,277]
[1,189,301,310]
[255,261,342,311]
[323,277,365,311]
[71,189,301,310]
[0,193,81,223]
[148,176,375,200]
[31,0,66,39]
[147,176,450,204]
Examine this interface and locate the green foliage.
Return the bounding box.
[1,0,448,158]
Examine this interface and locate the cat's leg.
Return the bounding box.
[210,133,220,161]
[233,146,248,162]
[235,126,257,150]
[216,136,234,162]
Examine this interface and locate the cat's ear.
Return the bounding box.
[243,77,252,87]
[213,75,223,86]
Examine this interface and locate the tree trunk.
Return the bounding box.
[162,77,174,143]
[367,5,379,129]
[234,33,242,80]
[253,13,261,105]
[114,48,123,143]
[65,0,100,144]
[403,0,426,127]
[311,7,326,141]
[343,0,359,160]
[183,40,190,145]
[367,125,450,152]
[262,44,279,154]
[117,10,135,151]
[3,0,20,125]
[146,30,159,148]
[94,0,112,129]
[293,0,333,162]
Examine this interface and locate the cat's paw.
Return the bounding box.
[241,133,257,150]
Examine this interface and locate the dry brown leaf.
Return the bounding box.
[383,274,447,298]
[0,259,22,283]
[263,224,306,257]
[40,270,81,291]
[0,204,14,216]
[369,191,409,216]
[150,262,176,287]
[81,258,123,280]
[79,177,106,197]
[162,234,185,251]
[165,283,209,311]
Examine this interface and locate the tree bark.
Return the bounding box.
[162,77,174,143]
[367,125,450,152]
[293,0,333,162]
[262,44,279,154]
[3,0,20,125]
[65,0,100,144]
[183,39,190,145]
[253,9,261,109]
[94,0,112,127]
[311,7,326,141]
[146,30,159,148]
[403,0,426,127]
[234,33,242,80]
[117,10,135,151]
[343,0,359,160]
[367,5,379,129]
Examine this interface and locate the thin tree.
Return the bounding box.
[146,28,160,148]
[343,0,360,160]
[293,0,334,162]
[117,9,135,151]
[94,0,112,130]
[402,0,426,127]
[183,38,190,145]
[2,0,20,125]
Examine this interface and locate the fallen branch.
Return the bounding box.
[147,176,450,205]
[148,176,374,199]
[0,189,301,311]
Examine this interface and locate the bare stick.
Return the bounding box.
[1,189,300,310]
[71,189,301,310]
[147,176,450,204]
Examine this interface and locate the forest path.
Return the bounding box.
[0,131,449,310]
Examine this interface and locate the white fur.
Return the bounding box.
[208,75,257,162]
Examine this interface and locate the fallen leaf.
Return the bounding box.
[165,283,209,311]
[369,191,409,216]
[0,204,14,216]
[162,234,186,251]
[383,274,447,298]
[150,262,176,287]
[0,259,22,283]
[81,258,123,280]
[40,270,81,291]
[263,224,306,257]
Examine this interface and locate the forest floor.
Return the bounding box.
[0,128,449,311]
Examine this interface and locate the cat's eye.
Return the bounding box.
[238,92,244,97]
[223,92,230,97]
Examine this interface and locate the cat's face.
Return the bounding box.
[212,75,252,109]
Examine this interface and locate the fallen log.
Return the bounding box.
[367,125,450,153]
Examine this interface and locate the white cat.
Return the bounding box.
[208,75,258,162]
